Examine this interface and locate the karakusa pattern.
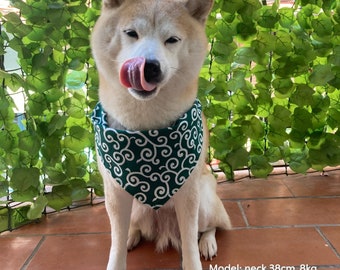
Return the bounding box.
[91,100,203,209]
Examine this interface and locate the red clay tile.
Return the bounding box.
[127,240,181,269]
[217,179,293,200]
[242,198,340,227]
[0,236,42,269]
[202,227,340,267]
[282,172,340,197]
[5,204,110,236]
[320,226,340,257]
[223,201,247,228]
[25,234,111,270]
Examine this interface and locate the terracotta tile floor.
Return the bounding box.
[1,170,340,270]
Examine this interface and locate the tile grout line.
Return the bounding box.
[280,178,297,198]
[237,201,250,227]
[20,235,46,270]
[315,226,340,260]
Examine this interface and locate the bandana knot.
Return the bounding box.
[91,100,203,209]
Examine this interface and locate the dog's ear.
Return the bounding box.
[103,0,125,9]
[185,0,214,24]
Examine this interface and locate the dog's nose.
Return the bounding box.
[144,60,162,84]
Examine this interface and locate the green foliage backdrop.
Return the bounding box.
[0,0,339,230]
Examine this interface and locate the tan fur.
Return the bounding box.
[91,0,231,269]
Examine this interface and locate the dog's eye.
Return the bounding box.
[165,36,181,44]
[124,29,139,39]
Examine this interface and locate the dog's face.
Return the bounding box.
[92,0,213,101]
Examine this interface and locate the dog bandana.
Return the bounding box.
[91,99,203,209]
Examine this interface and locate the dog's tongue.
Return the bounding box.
[120,57,156,91]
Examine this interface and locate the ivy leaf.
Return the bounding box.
[292,107,313,132]
[272,77,294,98]
[4,12,32,37]
[256,6,279,29]
[225,147,249,170]
[279,7,295,29]
[27,195,48,220]
[44,167,67,185]
[327,108,340,129]
[288,149,311,174]
[250,155,273,178]
[290,84,315,107]
[66,70,87,90]
[309,64,335,85]
[70,179,89,201]
[46,185,72,211]
[268,105,291,130]
[64,126,93,152]
[242,116,264,140]
[274,30,293,56]
[88,172,104,197]
[11,167,40,192]
[234,47,257,64]
[18,130,41,156]
[311,13,333,38]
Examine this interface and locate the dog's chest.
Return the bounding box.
[92,100,203,209]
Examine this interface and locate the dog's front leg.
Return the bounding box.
[174,179,202,270]
[103,173,133,270]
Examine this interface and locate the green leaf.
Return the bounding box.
[279,7,295,29]
[46,185,72,211]
[225,147,249,170]
[70,179,89,201]
[256,6,279,29]
[234,47,257,64]
[290,84,315,107]
[11,167,40,192]
[292,107,313,132]
[250,155,273,178]
[327,108,340,129]
[27,195,48,220]
[288,149,311,174]
[242,116,265,140]
[18,131,41,156]
[311,13,333,38]
[309,64,335,85]
[66,70,87,90]
[272,78,294,98]
[274,30,293,55]
[64,126,92,152]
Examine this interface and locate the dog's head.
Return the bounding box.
[92,0,213,102]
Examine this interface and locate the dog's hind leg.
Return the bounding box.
[102,171,133,270]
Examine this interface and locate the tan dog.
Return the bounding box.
[91,0,231,269]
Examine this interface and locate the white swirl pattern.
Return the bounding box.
[91,100,203,209]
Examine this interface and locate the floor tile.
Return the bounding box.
[217,179,293,200]
[25,234,111,270]
[223,201,247,228]
[202,227,340,267]
[0,236,42,269]
[127,240,181,270]
[242,198,340,227]
[5,204,110,236]
[282,172,340,197]
[320,226,340,257]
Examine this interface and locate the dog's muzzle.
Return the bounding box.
[120,57,162,92]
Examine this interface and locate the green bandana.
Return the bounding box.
[91,100,203,209]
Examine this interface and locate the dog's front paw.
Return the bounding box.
[127,229,141,250]
[198,229,217,260]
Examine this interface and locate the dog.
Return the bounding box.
[91,0,231,269]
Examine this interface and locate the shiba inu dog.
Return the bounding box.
[91,0,231,269]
